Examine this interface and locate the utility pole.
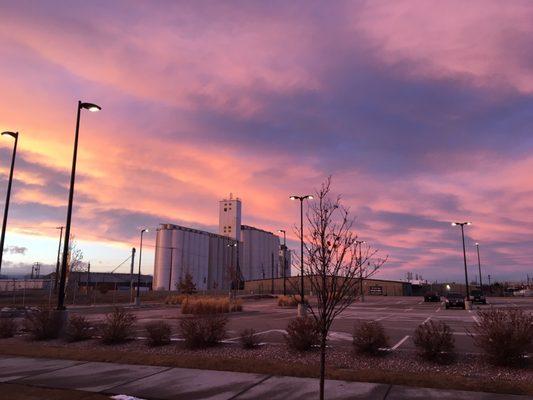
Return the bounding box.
[451,222,472,301]
[129,247,136,301]
[86,262,90,292]
[278,230,287,296]
[271,252,274,294]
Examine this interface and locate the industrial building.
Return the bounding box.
[153,195,291,291]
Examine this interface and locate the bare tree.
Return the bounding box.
[303,177,386,400]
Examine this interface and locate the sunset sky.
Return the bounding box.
[0,0,531,282]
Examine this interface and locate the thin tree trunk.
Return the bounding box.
[319,330,326,400]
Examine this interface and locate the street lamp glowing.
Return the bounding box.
[80,102,101,112]
[289,196,297,200]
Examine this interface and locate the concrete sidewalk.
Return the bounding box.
[0,355,530,400]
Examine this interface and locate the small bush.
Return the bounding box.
[285,317,319,352]
[145,321,172,346]
[471,308,533,366]
[24,308,63,340]
[179,315,227,349]
[240,328,260,349]
[101,307,136,344]
[413,320,455,363]
[0,318,17,338]
[181,297,242,314]
[352,321,389,355]
[65,315,92,342]
[164,294,188,305]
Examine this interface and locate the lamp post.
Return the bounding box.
[54,226,64,292]
[278,229,287,295]
[136,228,149,305]
[57,101,100,310]
[355,240,366,302]
[289,194,313,312]
[0,131,19,276]
[227,242,240,292]
[475,242,483,295]
[451,222,472,302]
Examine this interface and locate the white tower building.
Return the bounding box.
[219,194,241,241]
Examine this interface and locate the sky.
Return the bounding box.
[0,0,531,283]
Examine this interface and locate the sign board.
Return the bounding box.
[369,285,383,295]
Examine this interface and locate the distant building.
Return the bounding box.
[153,195,290,291]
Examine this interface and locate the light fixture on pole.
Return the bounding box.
[289,194,313,310]
[451,222,472,302]
[278,229,287,296]
[136,228,149,305]
[0,131,19,276]
[57,101,101,310]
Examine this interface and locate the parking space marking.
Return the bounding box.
[374,315,391,322]
[403,308,413,312]
[391,335,410,350]
[435,307,441,313]
[422,316,431,324]
[472,316,480,324]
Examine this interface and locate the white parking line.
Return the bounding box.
[422,316,431,324]
[472,316,480,324]
[391,335,410,350]
[404,308,413,312]
[435,307,441,313]
[374,315,391,322]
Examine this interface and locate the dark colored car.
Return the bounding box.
[470,289,487,304]
[445,292,465,309]
[424,292,440,302]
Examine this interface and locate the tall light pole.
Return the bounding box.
[451,222,472,301]
[136,228,149,305]
[475,242,483,295]
[278,229,287,296]
[54,226,64,292]
[356,240,366,302]
[289,194,313,307]
[0,131,19,276]
[227,242,240,291]
[57,101,100,310]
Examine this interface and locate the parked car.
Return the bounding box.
[470,289,487,304]
[424,291,440,302]
[445,292,465,309]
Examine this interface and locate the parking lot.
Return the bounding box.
[74,295,533,355]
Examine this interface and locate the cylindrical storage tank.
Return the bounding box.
[154,225,172,290]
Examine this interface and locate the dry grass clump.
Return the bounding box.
[181,297,242,314]
[352,321,389,355]
[164,294,188,305]
[0,318,17,338]
[179,315,227,348]
[285,317,320,352]
[470,307,533,366]
[413,320,455,363]
[101,307,136,344]
[65,315,92,342]
[277,295,299,307]
[145,321,172,346]
[240,328,261,349]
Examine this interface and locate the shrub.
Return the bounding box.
[0,318,17,338]
[413,320,455,363]
[181,297,242,314]
[145,321,172,346]
[285,317,319,351]
[164,294,188,305]
[277,295,299,307]
[240,328,260,349]
[24,308,63,340]
[352,321,389,355]
[179,315,227,349]
[101,307,136,344]
[177,273,197,294]
[470,308,533,366]
[65,315,92,342]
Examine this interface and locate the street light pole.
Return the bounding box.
[54,226,64,292]
[289,194,313,309]
[452,222,472,301]
[136,228,148,305]
[0,131,19,276]
[278,229,287,296]
[475,242,483,295]
[356,240,366,302]
[57,101,100,310]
